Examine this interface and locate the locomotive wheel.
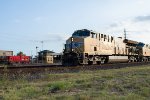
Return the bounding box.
[62,52,79,66]
[96,61,101,65]
[88,61,93,65]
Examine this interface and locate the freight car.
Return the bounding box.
[0,55,30,65]
[62,29,150,66]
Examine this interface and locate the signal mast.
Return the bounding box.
[124,28,127,40]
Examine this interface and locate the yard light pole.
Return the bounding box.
[41,41,44,64]
[36,46,39,63]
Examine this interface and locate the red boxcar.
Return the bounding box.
[7,55,30,64]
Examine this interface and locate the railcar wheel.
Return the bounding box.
[88,61,93,65]
[104,57,109,64]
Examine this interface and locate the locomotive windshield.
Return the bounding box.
[72,29,90,37]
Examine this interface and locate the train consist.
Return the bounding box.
[62,29,150,66]
[1,29,150,66]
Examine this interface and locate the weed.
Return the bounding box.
[48,81,73,93]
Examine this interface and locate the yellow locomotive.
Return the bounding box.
[62,29,150,66]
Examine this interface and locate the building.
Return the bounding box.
[0,50,13,56]
[38,50,62,64]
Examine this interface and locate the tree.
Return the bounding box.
[17,51,26,56]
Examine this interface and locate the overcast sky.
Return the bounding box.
[0,0,150,56]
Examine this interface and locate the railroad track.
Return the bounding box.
[0,62,150,74]
[0,64,62,69]
[0,62,150,80]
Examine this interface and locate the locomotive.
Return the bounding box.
[62,29,150,66]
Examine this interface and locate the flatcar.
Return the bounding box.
[62,29,150,66]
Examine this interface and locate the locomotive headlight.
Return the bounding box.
[71,37,73,41]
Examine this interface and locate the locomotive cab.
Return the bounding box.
[72,29,91,37]
[63,30,89,66]
[63,29,116,65]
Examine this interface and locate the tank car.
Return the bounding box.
[62,29,150,66]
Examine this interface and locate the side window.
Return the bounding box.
[104,35,107,41]
[94,47,97,51]
[99,34,100,41]
[101,34,103,38]
[146,45,148,48]
[108,36,109,42]
[91,33,94,38]
[111,36,114,42]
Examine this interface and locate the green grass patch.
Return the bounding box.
[0,65,150,100]
[48,81,73,93]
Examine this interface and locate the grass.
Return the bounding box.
[0,65,150,100]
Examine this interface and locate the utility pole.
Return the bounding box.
[36,46,38,63]
[32,39,51,64]
[124,28,127,40]
[41,41,44,64]
[123,28,139,40]
[31,50,33,64]
[41,41,44,51]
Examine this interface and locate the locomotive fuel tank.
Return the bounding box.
[108,56,128,63]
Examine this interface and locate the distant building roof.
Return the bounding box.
[39,50,55,54]
[0,50,13,56]
[0,50,13,52]
[50,53,63,56]
[38,50,62,56]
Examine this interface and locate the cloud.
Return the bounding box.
[137,0,145,5]
[46,33,70,41]
[136,0,150,5]
[31,33,70,43]
[134,15,150,22]
[30,33,70,52]
[109,23,118,27]
[105,15,150,43]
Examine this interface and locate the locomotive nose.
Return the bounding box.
[62,52,78,66]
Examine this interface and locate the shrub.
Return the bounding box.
[48,81,72,93]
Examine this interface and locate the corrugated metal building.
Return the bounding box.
[0,50,13,56]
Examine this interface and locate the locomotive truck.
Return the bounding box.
[62,29,150,66]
